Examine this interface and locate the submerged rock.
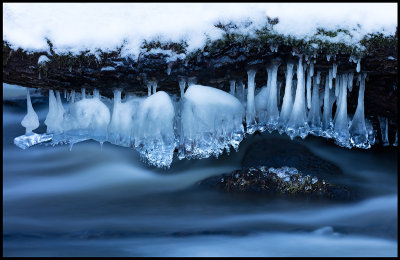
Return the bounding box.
[198,166,356,200]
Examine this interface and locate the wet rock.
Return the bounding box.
[198,166,356,200]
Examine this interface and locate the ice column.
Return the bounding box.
[278,61,295,132]
[179,79,186,97]
[21,89,39,134]
[286,57,309,139]
[306,66,312,109]
[147,82,152,96]
[264,59,280,131]
[378,116,389,146]
[246,69,257,134]
[230,80,236,96]
[322,74,333,136]
[308,74,322,135]
[45,90,64,134]
[393,130,398,146]
[152,81,158,94]
[333,74,350,147]
[349,73,369,148]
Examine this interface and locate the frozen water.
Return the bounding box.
[308,74,322,136]
[333,74,350,148]
[378,116,389,146]
[349,73,369,148]
[278,61,295,133]
[21,89,39,134]
[246,69,257,134]
[180,85,244,160]
[14,132,53,150]
[286,57,309,139]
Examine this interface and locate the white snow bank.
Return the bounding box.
[3,3,397,57]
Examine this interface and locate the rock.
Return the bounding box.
[197,166,357,201]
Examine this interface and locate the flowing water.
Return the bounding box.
[3,96,398,257]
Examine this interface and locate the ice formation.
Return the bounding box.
[255,59,280,132]
[15,52,384,167]
[378,116,389,146]
[180,85,244,160]
[21,89,39,134]
[246,69,257,134]
[349,73,369,148]
[286,57,309,139]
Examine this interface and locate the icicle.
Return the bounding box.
[356,59,361,73]
[264,59,281,131]
[333,74,350,147]
[378,116,389,146]
[335,75,340,97]
[45,90,64,134]
[306,67,312,109]
[81,88,86,99]
[394,130,398,146]
[70,90,75,103]
[229,80,236,96]
[326,54,331,62]
[286,57,309,139]
[310,62,314,77]
[93,89,100,99]
[64,89,67,99]
[152,81,158,94]
[328,69,333,89]
[279,61,295,132]
[347,73,354,92]
[308,74,322,136]
[322,75,332,135]
[21,89,40,134]
[246,69,257,134]
[332,63,338,78]
[349,73,369,148]
[179,79,186,97]
[147,82,152,96]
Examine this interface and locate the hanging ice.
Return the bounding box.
[308,74,322,136]
[347,73,354,92]
[134,91,175,168]
[44,90,64,134]
[179,79,186,97]
[21,89,39,134]
[278,61,295,133]
[246,69,257,134]
[322,75,333,137]
[349,73,369,148]
[180,85,244,160]
[286,57,309,139]
[393,130,398,146]
[256,59,280,132]
[230,80,236,96]
[378,116,389,146]
[356,59,361,73]
[108,89,138,146]
[333,74,350,147]
[306,65,312,109]
[147,82,152,96]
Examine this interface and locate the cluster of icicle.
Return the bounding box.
[244,56,376,149]
[14,55,396,168]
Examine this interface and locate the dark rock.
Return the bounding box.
[197,166,356,201]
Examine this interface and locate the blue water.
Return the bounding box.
[3,97,398,257]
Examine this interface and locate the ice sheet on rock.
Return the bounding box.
[14,133,53,149]
[180,85,244,160]
[134,91,175,168]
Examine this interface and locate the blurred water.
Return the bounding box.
[3,97,398,257]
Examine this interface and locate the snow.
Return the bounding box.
[3,3,397,57]
[37,55,50,65]
[101,66,116,71]
[181,84,244,159]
